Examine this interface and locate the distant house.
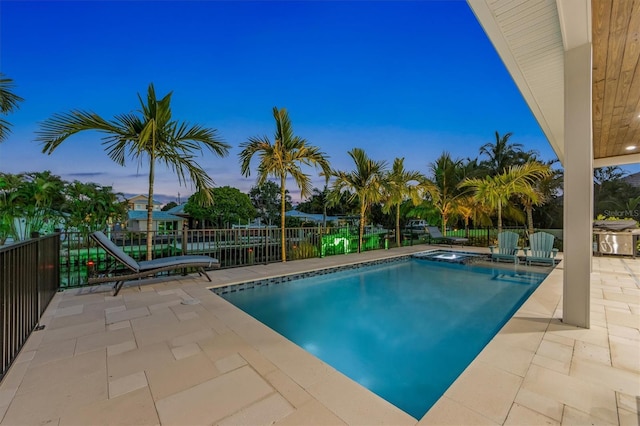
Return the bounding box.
[125,195,183,232]
[285,210,342,225]
[126,194,162,212]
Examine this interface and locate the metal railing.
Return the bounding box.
[57,225,564,288]
[1,232,60,380]
[59,226,391,288]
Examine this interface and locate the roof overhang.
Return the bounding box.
[467,0,640,169]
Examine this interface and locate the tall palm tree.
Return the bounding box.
[425,152,467,234]
[37,83,230,259]
[460,162,551,233]
[479,131,531,175]
[0,74,25,143]
[381,157,430,247]
[239,107,330,262]
[329,148,387,252]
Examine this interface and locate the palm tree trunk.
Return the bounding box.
[441,212,447,236]
[280,175,287,262]
[146,144,155,261]
[526,204,534,236]
[497,199,503,234]
[322,203,327,232]
[395,204,401,247]
[359,202,366,253]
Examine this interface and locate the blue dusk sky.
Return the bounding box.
[0,0,604,203]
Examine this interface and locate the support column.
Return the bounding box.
[563,42,593,328]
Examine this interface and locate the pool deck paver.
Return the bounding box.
[1,245,639,425]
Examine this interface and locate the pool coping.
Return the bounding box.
[204,247,563,422]
[211,250,553,419]
[210,254,413,295]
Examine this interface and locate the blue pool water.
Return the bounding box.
[219,258,548,419]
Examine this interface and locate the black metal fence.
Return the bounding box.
[446,227,563,249]
[0,232,60,380]
[60,225,391,288]
[56,225,563,288]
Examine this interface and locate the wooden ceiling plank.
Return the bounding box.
[611,0,640,157]
[599,0,628,157]
[592,0,611,82]
[591,0,612,153]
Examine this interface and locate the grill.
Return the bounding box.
[593,220,640,257]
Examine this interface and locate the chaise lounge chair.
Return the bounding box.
[426,226,469,246]
[523,232,558,266]
[489,231,521,264]
[89,231,219,295]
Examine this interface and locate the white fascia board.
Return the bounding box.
[594,153,640,168]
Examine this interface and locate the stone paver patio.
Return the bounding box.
[0,244,638,425]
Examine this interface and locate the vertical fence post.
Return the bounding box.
[264,227,268,265]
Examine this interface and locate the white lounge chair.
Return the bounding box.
[89,231,219,295]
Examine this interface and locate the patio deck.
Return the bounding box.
[0,245,638,425]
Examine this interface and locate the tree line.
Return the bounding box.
[3,78,640,259]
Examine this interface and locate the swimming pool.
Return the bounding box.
[217,257,548,419]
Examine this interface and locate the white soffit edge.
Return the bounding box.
[467,0,566,164]
[594,153,640,168]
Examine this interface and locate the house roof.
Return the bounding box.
[285,210,341,223]
[127,195,162,205]
[128,211,183,221]
[166,204,188,215]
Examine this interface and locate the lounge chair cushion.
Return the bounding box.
[91,230,140,272]
[90,231,220,296]
[138,255,218,271]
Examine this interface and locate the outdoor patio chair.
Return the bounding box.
[89,231,219,295]
[489,231,521,264]
[426,226,469,247]
[523,232,558,266]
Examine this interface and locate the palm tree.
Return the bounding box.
[460,162,551,233]
[6,171,66,240]
[329,148,387,252]
[516,160,557,235]
[63,182,126,233]
[0,173,23,243]
[381,157,429,247]
[310,186,330,230]
[37,83,230,259]
[239,107,330,262]
[0,74,25,143]
[455,194,492,238]
[425,152,467,234]
[479,131,532,175]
